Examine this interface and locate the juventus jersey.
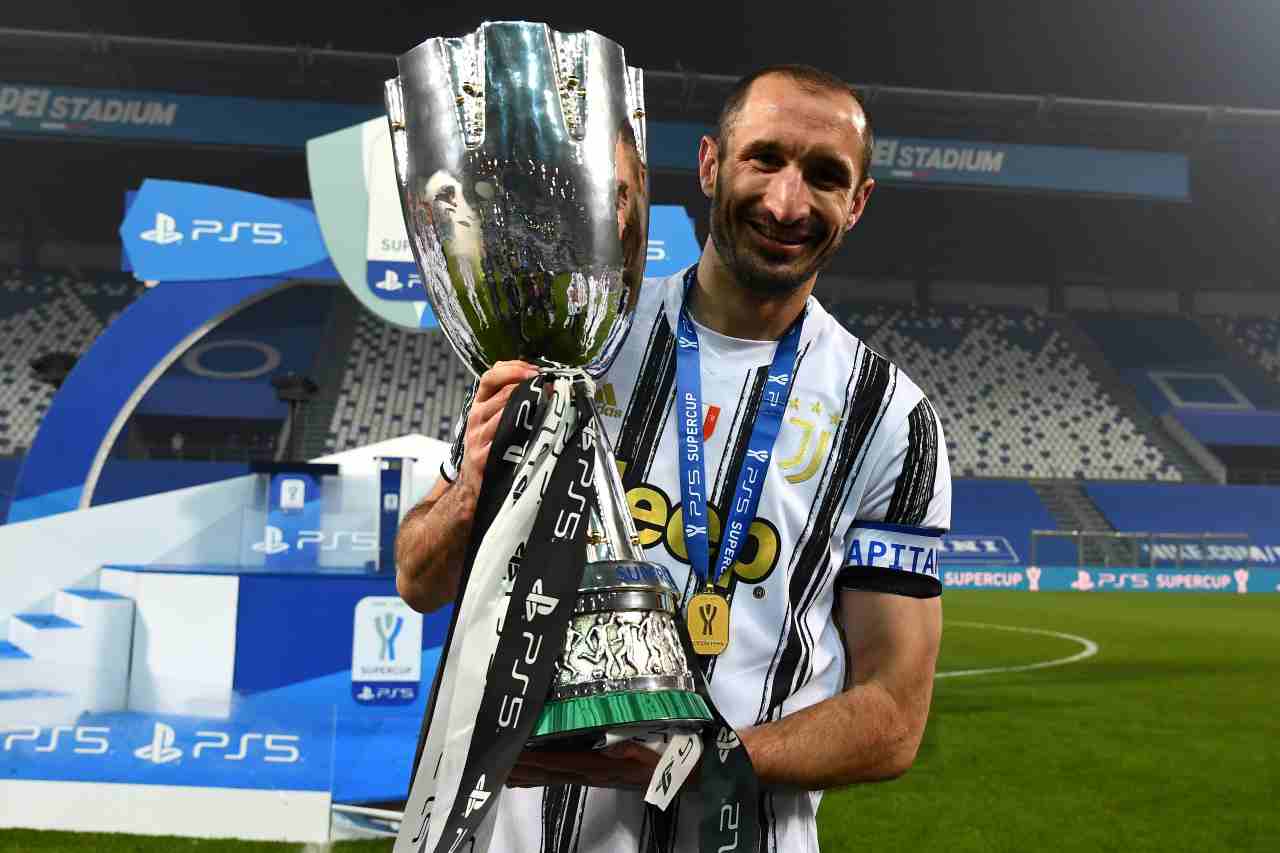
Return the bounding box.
[441,267,952,853]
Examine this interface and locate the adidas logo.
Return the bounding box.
[594,383,622,419]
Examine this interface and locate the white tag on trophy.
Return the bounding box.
[643,732,703,811]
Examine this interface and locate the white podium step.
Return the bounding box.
[0,642,77,725]
[2,588,135,714]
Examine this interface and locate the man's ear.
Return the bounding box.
[845,178,875,232]
[697,135,719,199]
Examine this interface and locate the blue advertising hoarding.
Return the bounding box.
[942,565,1280,593]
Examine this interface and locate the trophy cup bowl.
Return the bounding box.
[386,21,711,746]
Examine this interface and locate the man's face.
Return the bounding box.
[700,75,873,295]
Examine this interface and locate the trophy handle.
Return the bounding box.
[383,77,409,190]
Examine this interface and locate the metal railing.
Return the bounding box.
[3,26,1280,131]
[1030,529,1252,569]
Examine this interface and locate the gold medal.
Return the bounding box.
[688,586,730,656]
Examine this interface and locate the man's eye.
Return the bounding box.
[810,171,847,190]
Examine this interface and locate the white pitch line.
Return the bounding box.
[937,620,1099,678]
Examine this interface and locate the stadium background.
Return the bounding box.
[0,1,1277,851]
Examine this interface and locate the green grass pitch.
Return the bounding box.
[3,591,1275,852]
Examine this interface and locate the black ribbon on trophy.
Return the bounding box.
[381,21,759,853]
[400,373,758,853]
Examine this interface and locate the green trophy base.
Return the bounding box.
[527,689,712,748]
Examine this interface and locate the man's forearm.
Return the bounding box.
[395,478,479,613]
[739,679,929,790]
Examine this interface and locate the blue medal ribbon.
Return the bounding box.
[674,265,804,590]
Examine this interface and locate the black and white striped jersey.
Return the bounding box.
[446,267,951,853]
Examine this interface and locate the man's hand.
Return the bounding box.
[456,360,540,493]
[506,742,665,791]
[394,359,538,613]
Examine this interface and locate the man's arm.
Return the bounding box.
[739,589,941,788]
[395,360,538,613]
[507,590,941,791]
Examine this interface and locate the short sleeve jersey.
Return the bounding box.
[443,267,951,853]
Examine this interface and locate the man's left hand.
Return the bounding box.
[506,742,664,790]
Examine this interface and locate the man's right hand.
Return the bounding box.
[394,359,539,613]
[456,360,541,493]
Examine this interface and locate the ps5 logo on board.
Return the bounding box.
[139,210,284,246]
[140,212,183,245]
[251,525,290,555]
[134,722,183,764]
[374,268,422,292]
[251,526,378,554]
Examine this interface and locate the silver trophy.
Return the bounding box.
[385,21,710,745]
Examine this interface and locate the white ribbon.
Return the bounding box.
[397,372,585,853]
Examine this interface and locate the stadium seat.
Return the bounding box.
[0,270,143,455]
[324,311,471,452]
[839,303,1182,481]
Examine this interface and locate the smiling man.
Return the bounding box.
[396,64,951,853]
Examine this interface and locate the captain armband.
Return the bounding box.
[836,521,944,599]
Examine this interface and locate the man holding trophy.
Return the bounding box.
[389,22,949,853]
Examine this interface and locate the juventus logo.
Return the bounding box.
[677,336,698,349]
[745,449,770,463]
[524,579,559,621]
[766,372,790,386]
[780,418,833,484]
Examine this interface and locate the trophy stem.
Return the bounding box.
[585,401,645,564]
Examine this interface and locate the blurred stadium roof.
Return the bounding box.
[1,0,1278,292]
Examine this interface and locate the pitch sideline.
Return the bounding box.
[937,620,1100,678]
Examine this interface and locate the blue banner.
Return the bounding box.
[261,473,323,571]
[644,206,701,278]
[120,180,332,282]
[869,137,1189,200]
[0,82,378,148]
[0,710,333,792]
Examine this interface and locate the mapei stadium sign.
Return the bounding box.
[1,82,1190,201]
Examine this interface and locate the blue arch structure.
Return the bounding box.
[7,277,296,522]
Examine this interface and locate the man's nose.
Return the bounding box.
[761,166,810,226]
